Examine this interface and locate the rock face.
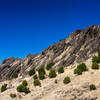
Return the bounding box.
[0,25,100,81]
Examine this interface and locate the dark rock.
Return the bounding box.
[1,57,18,64]
[64,55,76,66]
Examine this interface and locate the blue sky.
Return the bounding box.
[0,0,100,62]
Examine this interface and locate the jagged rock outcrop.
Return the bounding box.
[0,25,100,81]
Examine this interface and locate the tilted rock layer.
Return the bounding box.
[0,25,100,81]
[0,25,100,100]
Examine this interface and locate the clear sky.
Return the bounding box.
[0,0,100,62]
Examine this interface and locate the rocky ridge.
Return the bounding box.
[0,25,100,81]
[0,25,100,100]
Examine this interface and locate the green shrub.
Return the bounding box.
[10,93,16,98]
[8,75,11,79]
[58,67,64,73]
[90,84,96,90]
[74,63,87,75]
[1,84,7,92]
[12,72,18,78]
[98,51,100,57]
[39,72,45,80]
[92,62,99,69]
[33,74,38,80]
[63,77,71,84]
[74,68,82,75]
[22,80,28,86]
[46,62,54,70]
[49,70,56,78]
[92,56,98,62]
[38,66,45,75]
[16,84,30,94]
[34,79,41,86]
[98,56,100,63]
[54,79,58,84]
[92,56,100,63]
[77,63,87,72]
[28,68,35,76]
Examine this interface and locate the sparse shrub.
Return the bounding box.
[92,56,97,62]
[98,56,100,63]
[55,79,58,84]
[92,56,100,63]
[22,80,28,86]
[34,79,41,86]
[33,74,38,80]
[49,70,56,78]
[92,62,99,69]
[74,68,82,75]
[74,63,87,75]
[58,67,64,73]
[38,66,45,75]
[63,77,71,84]
[1,84,7,92]
[16,84,30,94]
[10,93,16,98]
[90,84,96,90]
[98,51,100,57]
[8,75,11,79]
[46,62,54,70]
[39,72,45,80]
[12,72,18,78]
[38,66,45,80]
[28,68,35,76]
[77,63,87,72]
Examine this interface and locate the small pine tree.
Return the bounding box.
[39,72,45,80]
[34,79,41,86]
[1,84,7,92]
[49,70,56,78]
[74,68,82,75]
[22,80,28,86]
[92,56,100,63]
[58,67,64,73]
[77,63,87,72]
[92,62,99,69]
[74,63,87,75]
[92,56,98,62]
[16,84,30,94]
[12,72,18,78]
[63,77,71,84]
[97,56,100,63]
[54,79,58,84]
[10,93,16,98]
[98,51,100,57]
[38,66,45,75]
[28,68,35,76]
[46,62,54,70]
[33,74,38,80]
[90,84,96,90]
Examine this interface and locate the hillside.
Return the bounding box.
[0,25,100,100]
